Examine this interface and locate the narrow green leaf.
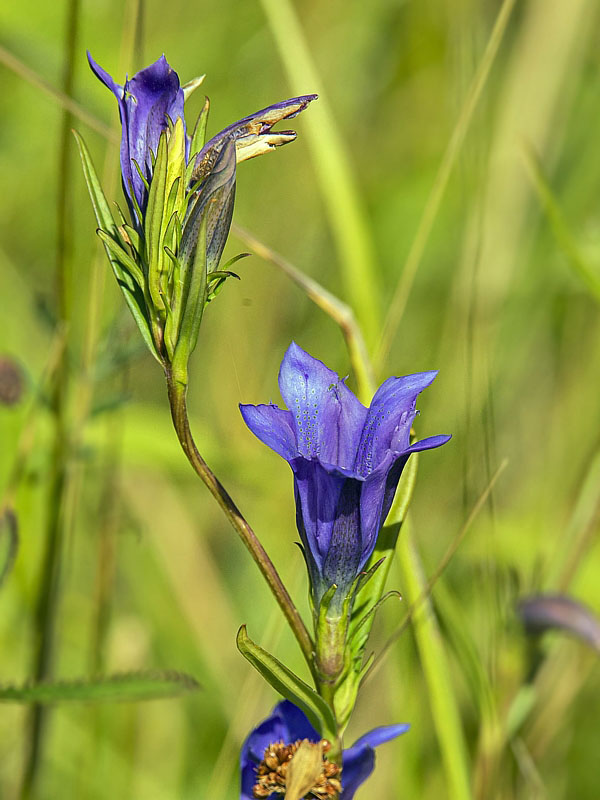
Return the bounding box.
[182,74,206,101]
[221,252,251,271]
[73,130,120,237]
[145,133,169,312]
[0,671,199,704]
[237,626,337,742]
[122,223,143,258]
[186,97,211,185]
[524,146,600,304]
[96,230,145,289]
[172,215,207,377]
[74,131,160,362]
[397,520,473,800]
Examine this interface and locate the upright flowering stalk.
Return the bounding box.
[76,53,318,667]
[240,343,450,724]
[77,53,316,385]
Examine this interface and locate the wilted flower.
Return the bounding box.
[241,700,409,800]
[81,54,316,370]
[240,343,450,611]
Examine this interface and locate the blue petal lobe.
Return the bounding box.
[123,55,185,209]
[355,371,438,476]
[279,342,367,468]
[350,723,411,751]
[405,433,452,453]
[340,724,410,799]
[239,403,297,461]
[87,52,123,99]
[340,745,375,800]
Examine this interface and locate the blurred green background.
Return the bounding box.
[1,0,599,797]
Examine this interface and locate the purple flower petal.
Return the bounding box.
[354,371,438,476]
[88,52,185,213]
[239,403,297,461]
[291,458,347,581]
[279,342,367,469]
[405,433,452,453]
[340,724,410,800]
[350,723,411,751]
[358,453,410,567]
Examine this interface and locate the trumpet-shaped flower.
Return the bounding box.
[241,700,409,800]
[240,343,450,608]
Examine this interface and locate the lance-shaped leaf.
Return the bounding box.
[145,132,170,312]
[74,131,159,362]
[237,626,337,743]
[186,97,211,186]
[0,670,199,704]
[171,215,207,376]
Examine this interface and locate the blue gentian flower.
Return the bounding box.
[241,700,409,800]
[240,343,450,608]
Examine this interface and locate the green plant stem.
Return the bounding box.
[397,518,473,800]
[165,370,316,675]
[20,2,80,797]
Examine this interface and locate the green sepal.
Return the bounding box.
[145,132,169,312]
[220,252,251,271]
[122,223,143,259]
[349,591,402,646]
[182,74,206,101]
[237,626,337,743]
[0,670,199,704]
[131,158,150,194]
[206,270,240,303]
[73,131,160,363]
[96,229,145,290]
[186,97,210,185]
[171,215,207,380]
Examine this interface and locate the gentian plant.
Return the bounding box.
[77,52,452,799]
[76,55,318,679]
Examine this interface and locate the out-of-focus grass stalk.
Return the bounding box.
[0,43,114,141]
[233,223,375,403]
[367,459,507,679]
[258,0,381,350]
[523,145,600,304]
[20,1,81,797]
[397,519,473,800]
[375,0,516,372]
